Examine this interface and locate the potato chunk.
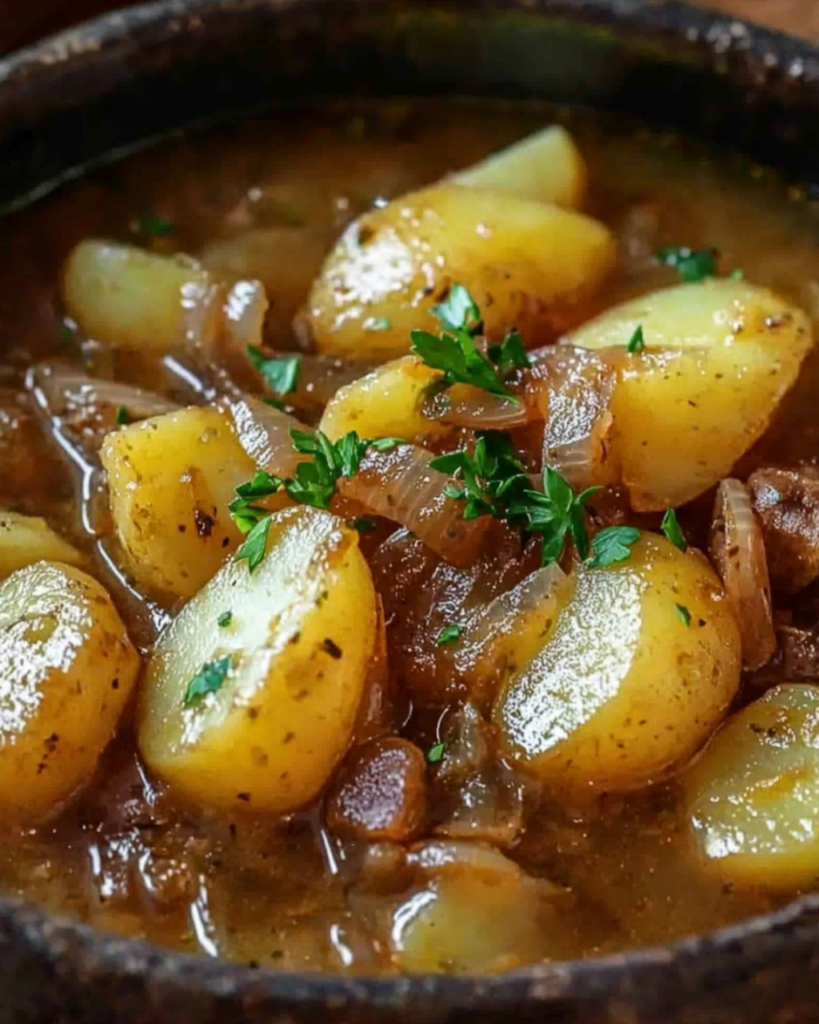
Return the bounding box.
[62,240,220,352]
[567,279,813,510]
[0,511,82,578]
[319,356,449,443]
[390,842,565,973]
[101,405,264,602]
[494,535,741,794]
[685,685,819,890]
[307,184,616,360]
[0,562,140,819]
[138,507,377,813]
[452,125,587,209]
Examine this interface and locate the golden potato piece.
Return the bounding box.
[0,511,82,578]
[319,355,449,443]
[452,125,587,209]
[685,685,819,890]
[494,535,741,795]
[307,184,616,360]
[62,239,220,352]
[101,405,265,602]
[138,507,377,813]
[0,562,140,819]
[567,279,813,510]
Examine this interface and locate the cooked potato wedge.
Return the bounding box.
[138,507,377,813]
[101,405,272,602]
[391,842,565,973]
[0,511,82,578]
[0,562,140,819]
[307,184,616,360]
[62,240,221,352]
[494,535,741,794]
[685,685,819,890]
[567,279,813,510]
[319,355,450,443]
[452,125,587,209]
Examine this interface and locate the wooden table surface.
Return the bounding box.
[0,0,818,55]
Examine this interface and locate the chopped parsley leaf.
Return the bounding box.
[676,603,692,627]
[427,742,447,764]
[437,624,465,646]
[627,325,645,354]
[184,655,232,707]
[217,611,233,628]
[115,405,130,427]
[135,214,177,238]
[431,431,530,521]
[656,246,717,283]
[411,284,524,402]
[247,345,300,398]
[730,268,745,280]
[661,508,687,552]
[231,431,404,570]
[586,526,641,569]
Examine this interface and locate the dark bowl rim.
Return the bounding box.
[3,0,819,1008]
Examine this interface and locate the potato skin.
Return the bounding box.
[307,184,616,360]
[0,511,82,578]
[101,406,264,602]
[493,535,741,795]
[0,562,140,820]
[567,279,813,510]
[319,356,449,443]
[684,685,819,890]
[138,507,378,813]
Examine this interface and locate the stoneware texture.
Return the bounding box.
[3,1,819,1021]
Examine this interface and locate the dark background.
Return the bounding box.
[0,0,817,56]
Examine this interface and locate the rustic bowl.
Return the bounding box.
[3,1,819,1021]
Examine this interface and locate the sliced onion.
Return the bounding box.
[217,393,308,478]
[339,444,491,568]
[710,478,776,671]
[448,562,569,707]
[528,346,621,491]
[422,385,532,430]
[27,363,179,465]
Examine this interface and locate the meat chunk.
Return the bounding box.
[326,738,428,842]
[749,466,819,593]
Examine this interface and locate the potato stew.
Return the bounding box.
[2,100,819,974]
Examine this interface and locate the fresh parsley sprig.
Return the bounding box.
[430,431,530,520]
[410,284,530,402]
[661,508,687,551]
[230,429,404,571]
[656,246,717,283]
[184,655,232,707]
[507,468,601,564]
[247,345,300,402]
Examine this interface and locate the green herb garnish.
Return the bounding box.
[348,517,375,533]
[430,431,530,521]
[437,624,465,646]
[427,742,447,764]
[656,246,718,283]
[247,346,300,399]
[676,603,692,627]
[411,284,525,402]
[627,325,645,354]
[586,526,641,568]
[661,508,687,552]
[115,405,130,427]
[184,655,232,707]
[217,611,233,628]
[508,468,602,565]
[135,214,177,238]
[231,430,404,571]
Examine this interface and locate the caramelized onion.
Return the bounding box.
[28,363,179,463]
[529,346,621,491]
[710,478,776,671]
[217,393,307,478]
[422,385,532,430]
[340,444,491,568]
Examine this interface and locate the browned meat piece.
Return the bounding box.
[326,737,429,842]
[749,466,819,593]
